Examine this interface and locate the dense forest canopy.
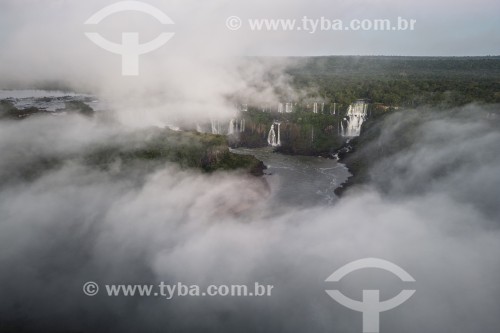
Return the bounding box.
[285,56,500,107]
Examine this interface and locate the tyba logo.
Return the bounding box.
[325,258,416,333]
[84,1,175,76]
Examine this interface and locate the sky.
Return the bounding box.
[0,0,499,57]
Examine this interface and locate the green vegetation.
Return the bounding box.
[236,56,500,156]
[0,100,264,178]
[0,127,265,186]
[85,128,265,175]
[237,109,345,155]
[3,56,499,179]
[288,56,500,107]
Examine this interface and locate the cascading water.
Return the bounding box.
[278,103,284,113]
[267,122,281,147]
[228,119,235,135]
[340,100,368,137]
[197,117,244,136]
[228,119,245,135]
[312,102,325,114]
[268,125,276,146]
[211,119,221,135]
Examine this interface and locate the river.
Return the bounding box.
[231,147,351,207]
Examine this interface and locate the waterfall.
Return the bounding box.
[211,119,221,135]
[228,119,235,135]
[340,100,368,137]
[277,122,281,146]
[268,124,276,146]
[228,119,245,135]
[312,102,324,114]
[278,102,293,113]
[267,122,281,147]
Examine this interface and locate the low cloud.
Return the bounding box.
[0,105,499,332]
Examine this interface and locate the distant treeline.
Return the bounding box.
[286,56,500,107]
